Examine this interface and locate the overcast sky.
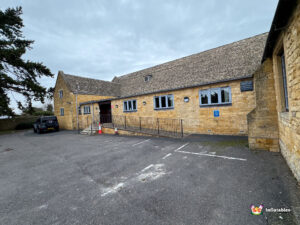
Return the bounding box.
[1,0,278,111]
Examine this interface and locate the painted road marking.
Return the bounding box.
[174,143,189,152]
[141,164,154,172]
[132,139,151,146]
[101,164,168,198]
[162,153,172,159]
[176,150,247,161]
[101,183,124,197]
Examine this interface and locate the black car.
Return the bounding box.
[33,116,59,133]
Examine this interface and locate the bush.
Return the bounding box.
[15,121,34,130]
[32,111,53,116]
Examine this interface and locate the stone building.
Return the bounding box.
[54,33,266,135]
[248,0,300,181]
[54,0,300,181]
[54,72,119,130]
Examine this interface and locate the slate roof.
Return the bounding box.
[60,33,268,99]
[60,72,121,97]
[113,33,268,98]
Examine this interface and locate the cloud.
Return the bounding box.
[1,0,278,111]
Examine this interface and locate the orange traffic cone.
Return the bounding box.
[98,122,102,134]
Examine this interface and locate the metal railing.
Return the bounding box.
[104,115,183,138]
[78,114,100,134]
[79,114,184,138]
[77,113,246,137]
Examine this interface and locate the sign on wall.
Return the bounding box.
[240,81,254,92]
[214,110,220,117]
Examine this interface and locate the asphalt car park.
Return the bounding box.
[0,131,300,225]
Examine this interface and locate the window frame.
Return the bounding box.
[83,105,91,114]
[123,100,137,112]
[60,108,64,116]
[154,94,174,110]
[280,53,289,111]
[199,89,210,105]
[59,90,63,98]
[210,88,220,104]
[199,87,232,107]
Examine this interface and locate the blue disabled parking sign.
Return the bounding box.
[214,110,220,117]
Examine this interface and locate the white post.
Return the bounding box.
[76,94,79,132]
[92,103,94,131]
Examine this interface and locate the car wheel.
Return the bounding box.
[55,127,59,132]
[37,128,41,134]
[33,128,37,133]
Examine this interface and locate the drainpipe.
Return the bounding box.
[92,103,94,133]
[76,82,79,133]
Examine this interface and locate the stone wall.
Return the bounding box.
[111,79,255,136]
[102,127,154,137]
[54,74,73,130]
[247,59,279,151]
[271,2,300,182]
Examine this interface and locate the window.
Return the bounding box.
[83,105,91,114]
[59,90,63,98]
[167,95,174,107]
[221,87,231,103]
[128,101,132,110]
[210,89,219,104]
[199,87,231,106]
[60,108,64,116]
[123,100,137,112]
[144,75,152,82]
[155,97,160,108]
[154,95,174,109]
[161,96,166,107]
[281,53,289,111]
[200,90,209,105]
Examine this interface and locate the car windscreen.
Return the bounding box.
[41,117,57,122]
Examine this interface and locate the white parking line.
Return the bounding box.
[174,143,189,152]
[141,164,154,172]
[132,139,150,146]
[162,153,172,159]
[101,183,124,197]
[176,150,247,161]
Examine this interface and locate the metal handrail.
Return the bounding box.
[99,114,184,138]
